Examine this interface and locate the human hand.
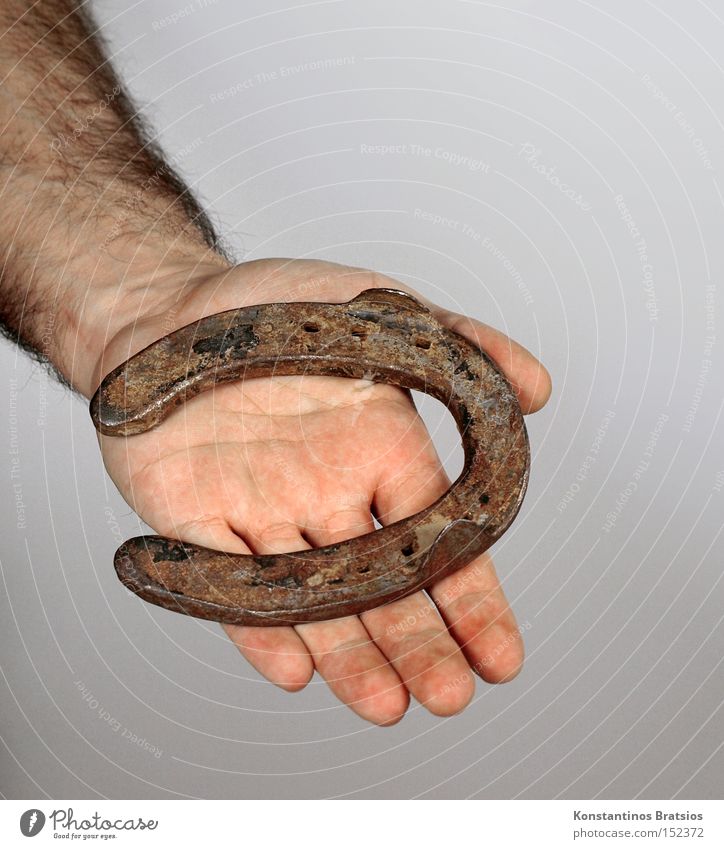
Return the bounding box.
[94,258,551,724]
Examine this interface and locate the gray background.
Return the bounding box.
[1,0,722,799]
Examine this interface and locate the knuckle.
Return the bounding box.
[173,514,228,538]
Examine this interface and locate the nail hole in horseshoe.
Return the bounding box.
[303,322,320,333]
[415,337,432,349]
[401,544,415,557]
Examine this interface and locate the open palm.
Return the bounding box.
[98,259,551,724]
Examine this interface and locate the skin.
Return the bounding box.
[0,3,551,724]
[95,257,551,724]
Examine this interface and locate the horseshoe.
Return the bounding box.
[90,288,530,625]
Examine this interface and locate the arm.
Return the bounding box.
[0,0,551,724]
[0,0,228,394]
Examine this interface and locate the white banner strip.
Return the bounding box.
[1,799,722,847]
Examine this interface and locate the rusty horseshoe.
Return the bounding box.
[90,288,530,625]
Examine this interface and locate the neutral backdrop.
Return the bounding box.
[1,0,722,799]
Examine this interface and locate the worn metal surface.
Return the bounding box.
[90,288,530,625]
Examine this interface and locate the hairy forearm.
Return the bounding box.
[0,0,229,394]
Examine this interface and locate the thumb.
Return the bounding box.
[432,306,552,414]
